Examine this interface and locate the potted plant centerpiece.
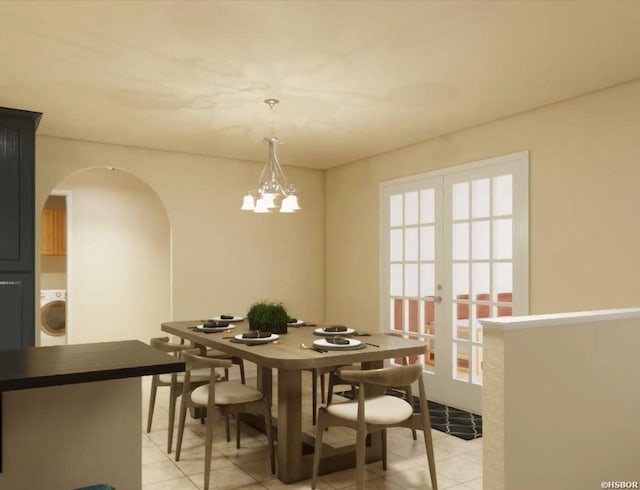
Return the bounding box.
[247,301,290,334]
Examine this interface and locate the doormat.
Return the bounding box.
[333,388,482,440]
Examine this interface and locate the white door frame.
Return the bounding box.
[49,189,73,343]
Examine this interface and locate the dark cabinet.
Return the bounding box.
[0,107,41,349]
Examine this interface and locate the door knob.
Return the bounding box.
[425,295,442,303]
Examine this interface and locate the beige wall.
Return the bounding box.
[57,168,170,343]
[35,138,325,334]
[325,79,640,331]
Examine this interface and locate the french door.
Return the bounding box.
[379,152,528,414]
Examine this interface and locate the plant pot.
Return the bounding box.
[269,322,288,335]
[249,321,265,331]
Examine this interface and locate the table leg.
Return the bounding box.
[277,369,304,483]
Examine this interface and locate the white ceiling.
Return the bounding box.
[1,1,639,170]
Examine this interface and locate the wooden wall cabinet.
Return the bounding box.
[41,208,66,256]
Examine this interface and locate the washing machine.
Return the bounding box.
[40,289,67,346]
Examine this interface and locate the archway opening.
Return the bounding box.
[39,167,170,345]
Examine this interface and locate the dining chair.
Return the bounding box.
[175,350,275,490]
[312,364,437,490]
[308,364,361,425]
[146,337,210,453]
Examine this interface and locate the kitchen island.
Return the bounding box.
[0,340,183,490]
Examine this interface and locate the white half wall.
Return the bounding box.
[482,309,640,490]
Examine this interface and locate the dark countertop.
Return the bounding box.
[0,340,184,391]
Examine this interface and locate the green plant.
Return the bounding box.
[247,301,290,333]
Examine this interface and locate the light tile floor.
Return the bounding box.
[141,373,482,489]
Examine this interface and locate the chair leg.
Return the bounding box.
[146,375,158,433]
[236,413,242,449]
[405,384,418,441]
[203,403,215,490]
[225,415,231,442]
[167,377,178,453]
[355,426,367,490]
[312,369,318,425]
[175,390,189,461]
[311,408,327,489]
[263,398,276,474]
[419,383,438,490]
[326,372,335,405]
[224,368,229,381]
[239,359,246,384]
[381,428,387,471]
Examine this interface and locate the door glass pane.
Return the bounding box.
[425,337,435,371]
[472,318,483,343]
[471,220,490,260]
[390,194,403,227]
[497,292,513,317]
[391,298,403,331]
[420,188,435,223]
[472,178,490,218]
[390,229,403,261]
[390,264,403,296]
[493,263,512,301]
[420,225,435,261]
[452,263,469,297]
[493,218,512,259]
[453,342,470,381]
[404,227,418,261]
[454,303,470,340]
[404,191,419,226]
[452,182,469,220]
[452,223,469,260]
[423,300,435,334]
[493,174,512,216]
[408,299,419,333]
[471,262,490,299]
[419,263,435,297]
[404,264,418,297]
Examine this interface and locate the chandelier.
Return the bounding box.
[241,98,301,213]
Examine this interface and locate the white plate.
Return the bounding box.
[314,327,355,336]
[313,338,362,350]
[195,324,235,332]
[288,319,305,326]
[210,316,244,322]
[233,333,279,344]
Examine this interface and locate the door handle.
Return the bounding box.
[425,295,442,303]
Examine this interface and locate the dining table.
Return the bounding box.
[161,319,426,483]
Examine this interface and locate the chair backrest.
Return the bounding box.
[337,364,422,388]
[182,350,233,371]
[181,351,234,406]
[150,336,193,356]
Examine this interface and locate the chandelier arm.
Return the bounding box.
[269,141,289,196]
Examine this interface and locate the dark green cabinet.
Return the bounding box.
[0,107,41,349]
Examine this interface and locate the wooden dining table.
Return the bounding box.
[161,320,426,483]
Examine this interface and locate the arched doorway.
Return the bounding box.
[39,167,170,344]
